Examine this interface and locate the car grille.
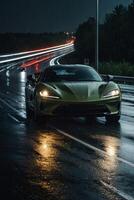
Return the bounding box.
[53,103,109,116]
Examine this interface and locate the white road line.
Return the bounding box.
[100,181,134,200]
[54,128,134,168]
[0,68,5,73]
[49,50,74,66]
[54,128,134,200]
[8,113,20,122]
[0,97,26,119]
[0,98,19,113]
[49,54,65,66]
[0,91,24,105]
[0,63,18,73]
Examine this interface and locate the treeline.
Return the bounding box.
[75,1,134,64]
[0,32,68,53]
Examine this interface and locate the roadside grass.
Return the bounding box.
[99,62,134,77]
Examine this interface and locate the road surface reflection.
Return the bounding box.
[35,132,59,172]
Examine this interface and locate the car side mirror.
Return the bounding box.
[27,75,35,83]
[20,67,25,72]
[106,75,114,82]
[27,73,41,84]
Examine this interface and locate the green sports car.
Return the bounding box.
[25,64,121,122]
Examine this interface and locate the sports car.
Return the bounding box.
[25,64,121,122]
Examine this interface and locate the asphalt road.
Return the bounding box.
[0,60,134,200]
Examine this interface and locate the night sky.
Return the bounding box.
[0,0,132,33]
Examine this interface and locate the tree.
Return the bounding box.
[102,4,127,61]
[75,17,96,63]
[74,2,134,64]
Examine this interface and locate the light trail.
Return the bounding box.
[0,41,74,58]
[0,42,74,64]
[21,55,52,68]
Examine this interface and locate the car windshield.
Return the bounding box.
[43,66,102,82]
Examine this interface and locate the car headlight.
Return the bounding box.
[103,89,120,98]
[39,90,60,99]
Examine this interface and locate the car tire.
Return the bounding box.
[105,114,120,123]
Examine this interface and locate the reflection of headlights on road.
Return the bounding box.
[107,146,116,157]
[39,90,60,99]
[103,89,120,98]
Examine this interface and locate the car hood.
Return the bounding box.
[40,81,116,102]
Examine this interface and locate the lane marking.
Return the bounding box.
[50,54,65,66]
[0,94,23,108]
[8,113,20,122]
[0,68,5,73]
[50,50,74,66]
[0,91,25,106]
[54,128,134,200]
[54,128,134,168]
[0,62,19,73]
[100,181,134,200]
[0,97,26,119]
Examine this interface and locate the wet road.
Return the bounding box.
[0,60,134,200]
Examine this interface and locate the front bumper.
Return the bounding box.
[38,97,121,117]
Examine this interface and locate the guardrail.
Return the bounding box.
[102,74,134,84]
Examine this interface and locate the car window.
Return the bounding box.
[43,66,102,82]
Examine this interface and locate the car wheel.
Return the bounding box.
[105,114,120,123]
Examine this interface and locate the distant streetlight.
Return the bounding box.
[96,0,99,72]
